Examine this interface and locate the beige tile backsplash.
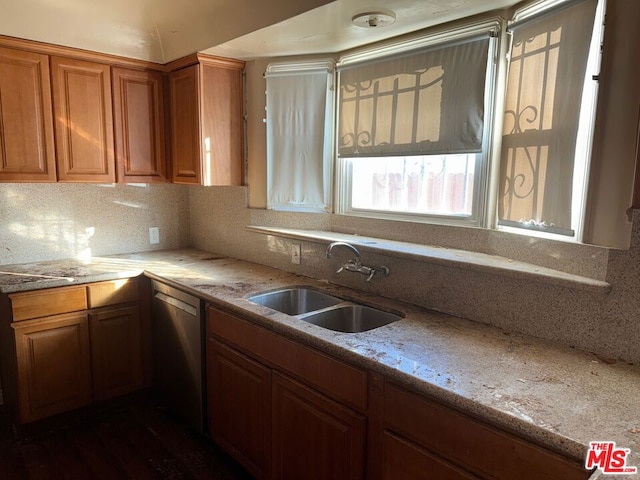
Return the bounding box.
[1,183,638,364]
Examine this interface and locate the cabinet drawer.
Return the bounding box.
[10,286,87,321]
[384,382,589,480]
[208,306,368,411]
[383,432,480,480]
[87,278,139,308]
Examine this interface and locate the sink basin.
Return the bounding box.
[248,288,341,315]
[302,305,400,333]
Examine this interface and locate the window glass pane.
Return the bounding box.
[498,0,598,234]
[350,154,476,216]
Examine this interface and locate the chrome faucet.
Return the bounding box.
[325,241,390,282]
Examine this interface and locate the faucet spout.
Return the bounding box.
[325,241,361,259]
[325,241,390,282]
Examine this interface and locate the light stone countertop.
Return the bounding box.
[1,248,638,479]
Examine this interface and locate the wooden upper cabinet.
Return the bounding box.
[169,65,200,184]
[51,56,115,182]
[169,56,244,186]
[112,67,167,183]
[200,60,244,186]
[0,46,56,182]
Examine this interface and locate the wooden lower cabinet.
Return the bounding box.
[1,278,149,424]
[207,338,271,479]
[12,312,92,423]
[383,432,480,480]
[90,305,144,401]
[207,306,367,480]
[382,382,591,480]
[272,373,366,480]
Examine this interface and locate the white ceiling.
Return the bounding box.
[0,0,519,64]
[204,0,519,60]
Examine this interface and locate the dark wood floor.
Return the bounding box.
[0,397,254,480]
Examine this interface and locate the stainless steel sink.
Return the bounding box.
[247,288,341,315]
[301,305,400,333]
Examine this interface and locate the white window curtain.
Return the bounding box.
[498,0,598,235]
[266,63,334,212]
[337,36,490,158]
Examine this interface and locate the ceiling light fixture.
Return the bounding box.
[352,10,396,28]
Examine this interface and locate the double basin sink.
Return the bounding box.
[247,288,401,333]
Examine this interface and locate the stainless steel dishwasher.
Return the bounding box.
[151,280,205,433]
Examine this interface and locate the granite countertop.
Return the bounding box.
[1,248,638,479]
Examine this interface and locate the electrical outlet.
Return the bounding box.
[149,227,160,245]
[291,244,301,265]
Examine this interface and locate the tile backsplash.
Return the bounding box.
[2,182,637,364]
[190,186,640,365]
[0,183,190,264]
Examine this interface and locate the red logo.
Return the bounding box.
[585,441,638,474]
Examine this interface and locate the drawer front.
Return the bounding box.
[208,306,368,412]
[87,278,139,308]
[383,432,480,480]
[10,286,87,321]
[384,382,590,480]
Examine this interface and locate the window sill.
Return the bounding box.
[246,226,612,295]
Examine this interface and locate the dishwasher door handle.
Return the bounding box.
[154,291,198,316]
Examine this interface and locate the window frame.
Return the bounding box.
[334,20,501,229]
[496,0,605,242]
[330,0,605,242]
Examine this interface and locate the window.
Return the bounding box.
[336,27,496,226]
[332,0,604,241]
[498,0,602,238]
[265,61,334,212]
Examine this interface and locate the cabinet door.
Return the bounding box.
[200,61,243,186]
[0,46,56,182]
[169,65,201,184]
[12,312,92,423]
[384,382,590,480]
[90,305,144,401]
[272,373,366,480]
[383,432,480,480]
[207,338,271,479]
[51,56,115,182]
[112,67,167,183]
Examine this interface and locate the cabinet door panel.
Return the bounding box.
[12,313,91,423]
[272,373,366,480]
[51,56,115,182]
[0,47,56,181]
[383,432,480,480]
[384,382,589,480]
[169,65,200,184]
[200,62,242,186]
[112,67,166,183]
[207,339,271,479]
[90,305,144,401]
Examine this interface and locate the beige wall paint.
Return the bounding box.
[584,0,640,248]
[0,183,190,265]
[246,59,269,209]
